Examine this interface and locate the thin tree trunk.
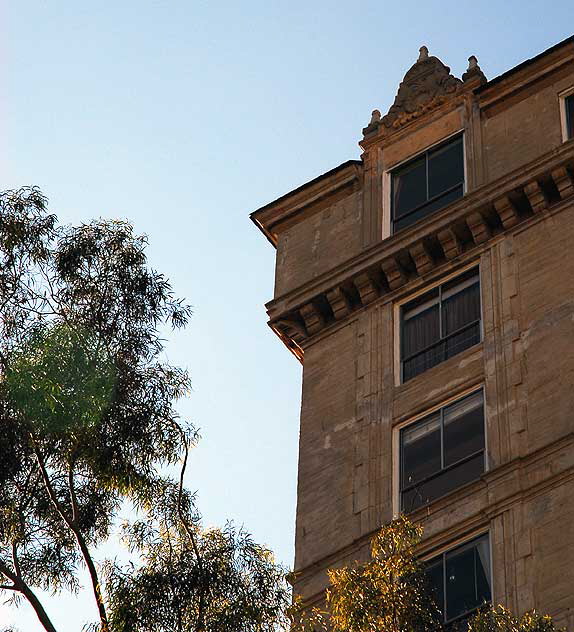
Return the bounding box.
[174,425,205,632]
[0,560,59,632]
[72,528,110,632]
[32,441,110,632]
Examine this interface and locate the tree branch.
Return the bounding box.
[31,437,110,632]
[0,559,59,632]
[173,423,205,632]
[67,461,79,525]
[11,543,22,579]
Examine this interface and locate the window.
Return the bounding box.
[400,389,485,512]
[566,93,574,140]
[426,534,492,630]
[401,267,481,382]
[391,135,464,233]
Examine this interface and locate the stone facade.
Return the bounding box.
[251,36,574,629]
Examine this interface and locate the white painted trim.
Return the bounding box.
[382,129,466,239]
[382,169,391,240]
[559,86,574,142]
[391,384,486,517]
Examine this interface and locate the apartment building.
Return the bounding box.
[251,36,574,630]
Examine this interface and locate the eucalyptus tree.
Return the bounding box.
[0,188,290,632]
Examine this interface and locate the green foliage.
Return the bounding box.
[0,187,291,632]
[468,605,564,632]
[291,515,440,632]
[5,323,115,434]
[106,518,290,632]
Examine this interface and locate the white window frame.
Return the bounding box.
[559,86,574,142]
[393,262,483,386]
[392,384,488,517]
[382,130,467,240]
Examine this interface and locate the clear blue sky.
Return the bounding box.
[2,2,573,629]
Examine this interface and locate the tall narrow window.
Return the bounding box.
[391,135,464,233]
[426,534,492,629]
[400,390,485,512]
[401,268,481,382]
[566,94,574,140]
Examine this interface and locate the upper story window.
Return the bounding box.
[401,267,481,383]
[426,534,492,630]
[400,389,485,513]
[566,93,574,140]
[391,134,464,233]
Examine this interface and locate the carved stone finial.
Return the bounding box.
[382,51,463,130]
[370,109,381,125]
[462,54,487,83]
[362,109,382,136]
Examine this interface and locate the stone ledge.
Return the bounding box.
[269,142,574,361]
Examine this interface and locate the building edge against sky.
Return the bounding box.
[251,36,574,629]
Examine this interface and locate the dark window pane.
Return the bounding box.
[445,453,484,493]
[566,95,574,139]
[402,341,445,382]
[443,392,485,466]
[401,453,484,511]
[393,156,427,219]
[445,546,477,620]
[428,137,464,198]
[393,185,464,232]
[403,303,440,358]
[402,469,452,511]
[445,322,481,360]
[426,559,444,616]
[442,281,480,337]
[402,413,441,488]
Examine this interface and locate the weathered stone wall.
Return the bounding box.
[274,189,363,296]
[481,71,574,183]
[291,203,574,627]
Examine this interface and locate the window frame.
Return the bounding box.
[385,131,467,236]
[393,385,488,516]
[559,86,574,142]
[397,265,482,383]
[423,532,493,629]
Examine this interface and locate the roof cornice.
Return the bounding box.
[250,160,362,247]
[267,141,574,361]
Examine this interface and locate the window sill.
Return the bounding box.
[393,343,483,417]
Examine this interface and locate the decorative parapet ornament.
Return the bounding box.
[363,46,487,137]
[382,46,462,129]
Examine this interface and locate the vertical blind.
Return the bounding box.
[402,269,481,382]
